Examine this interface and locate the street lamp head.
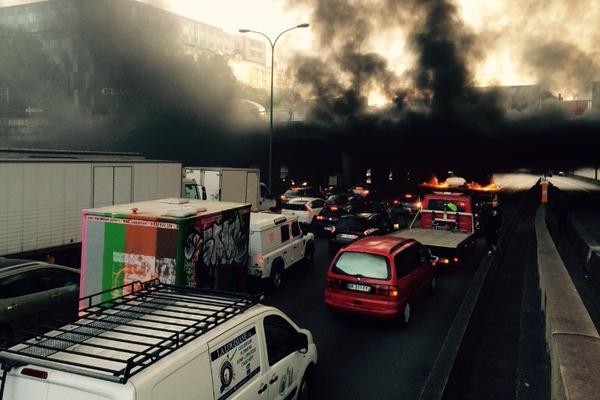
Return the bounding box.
[238,29,250,33]
[297,23,310,28]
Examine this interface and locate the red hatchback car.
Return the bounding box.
[324,236,437,325]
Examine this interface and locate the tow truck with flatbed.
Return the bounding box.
[388,192,477,265]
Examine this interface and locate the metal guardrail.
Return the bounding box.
[0,279,260,384]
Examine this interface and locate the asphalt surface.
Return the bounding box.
[463,190,549,400]
[263,195,522,400]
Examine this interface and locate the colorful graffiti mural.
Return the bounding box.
[81,203,251,301]
[184,208,249,288]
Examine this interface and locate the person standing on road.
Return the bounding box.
[553,193,568,235]
[481,197,503,254]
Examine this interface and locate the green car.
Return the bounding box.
[0,259,80,340]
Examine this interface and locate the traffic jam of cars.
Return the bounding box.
[0,170,499,400]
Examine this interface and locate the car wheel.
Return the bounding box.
[0,324,12,349]
[304,244,315,267]
[270,262,284,291]
[430,276,437,294]
[401,302,412,326]
[298,368,314,400]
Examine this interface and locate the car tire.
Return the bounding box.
[0,323,12,349]
[310,217,318,232]
[400,301,412,327]
[298,366,315,400]
[429,276,437,294]
[270,261,284,291]
[304,244,315,267]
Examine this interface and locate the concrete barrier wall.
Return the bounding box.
[535,206,600,400]
[572,168,597,181]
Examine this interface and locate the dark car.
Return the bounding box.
[329,213,390,250]
[0,259,80,342]
[321,184,350,198]
[388,193,423,229]
[315,194,371,235]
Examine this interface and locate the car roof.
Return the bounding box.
[0,258,41,269]
[342,236,414,256]
[250,212,297,231]
[340,213,377,221]
[0,259,80,275]
[290,197,321,202]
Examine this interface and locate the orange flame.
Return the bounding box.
[466,181,501,192]
[420,176,450,189]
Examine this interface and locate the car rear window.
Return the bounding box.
[427,199,466,212]
[284,190,299,197]
[332,252,390,280]
[337,217,369,231]
[326,195,347,205]
[282,202,307,211]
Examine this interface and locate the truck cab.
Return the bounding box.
[418,192,475,233]
[247,213,315,290]
[183,169,276,212]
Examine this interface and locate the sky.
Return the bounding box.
[1,0,598,99]
[159,0,600,99]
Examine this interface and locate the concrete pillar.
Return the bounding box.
[342,150,352,186]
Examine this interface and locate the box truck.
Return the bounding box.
[183,167,276,212]
[80,198,251,298]
[0,149,182,258]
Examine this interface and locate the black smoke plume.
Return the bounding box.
[288,0,600,180]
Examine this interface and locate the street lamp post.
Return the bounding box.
[239,23,309,192]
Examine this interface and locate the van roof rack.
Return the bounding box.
[0,279,261,384]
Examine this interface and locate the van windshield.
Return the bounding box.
[332,252,390,280]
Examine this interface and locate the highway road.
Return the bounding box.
[264,194,524,399]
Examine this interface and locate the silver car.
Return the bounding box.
[0,259,79,338]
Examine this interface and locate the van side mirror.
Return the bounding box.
[295,332,308,354]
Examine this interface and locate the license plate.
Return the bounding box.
[347,283,371,292]
[339,234,358,239]
[324,226,334,231]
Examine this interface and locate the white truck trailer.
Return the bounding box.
[183,167,276,212]
[0,149,182,257]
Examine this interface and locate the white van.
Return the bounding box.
[247,213,315,290]
[0,280,317,400]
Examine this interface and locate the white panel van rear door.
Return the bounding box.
[203,170,221,201]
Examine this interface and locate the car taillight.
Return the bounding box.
[330,205,338,211]
[257,255,265,266]
[373,285,398,297]
[405,194,413,199]
[363,228,377,236]
[392,199,400,205]
[317,215,325,221]
[21,368,48,380]
[453,257,459,263]
[415,201,422,208]
[326,278,342,288]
